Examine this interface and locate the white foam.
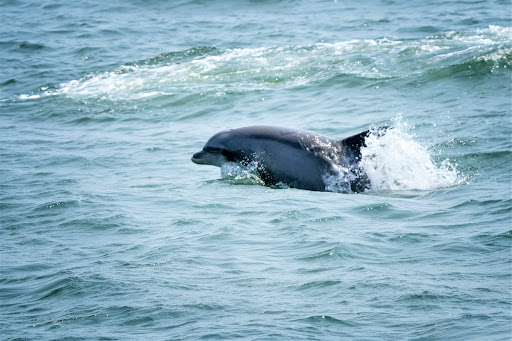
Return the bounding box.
[18,94,41,100]
[360,119,460,191]
[15,26,510,102]
[476,25,512,38]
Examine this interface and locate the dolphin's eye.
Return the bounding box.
[221,150,229,156]
[204,147,221,153]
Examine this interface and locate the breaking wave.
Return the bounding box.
[14,26,511,102]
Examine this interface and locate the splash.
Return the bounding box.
[359,120,460,191]
[322,167,353,193]
[220,162,265,186]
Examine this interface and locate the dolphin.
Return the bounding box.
[191,125,385,193]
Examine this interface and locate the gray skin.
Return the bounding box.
[191,125,379,192]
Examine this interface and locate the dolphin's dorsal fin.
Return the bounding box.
[340,130,370,161]
[340,126,389,161]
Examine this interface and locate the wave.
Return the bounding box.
[0,40,46,52]
[13,26,511,102]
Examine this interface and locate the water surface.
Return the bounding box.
[1,0,511,340]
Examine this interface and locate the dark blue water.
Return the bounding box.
[1,1,511,340]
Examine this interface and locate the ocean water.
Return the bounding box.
[1,0,511,340]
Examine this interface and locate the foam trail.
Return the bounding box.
[13,26,510,102]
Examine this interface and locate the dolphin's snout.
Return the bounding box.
[191,150,213,165]
[191,149,226,167]
[191,151,203,164]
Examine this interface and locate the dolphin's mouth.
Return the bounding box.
[191,150,222,166]
[191,150,209,164]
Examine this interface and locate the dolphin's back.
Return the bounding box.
[231,126,341,191]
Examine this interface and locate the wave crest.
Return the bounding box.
[15,26,511,102]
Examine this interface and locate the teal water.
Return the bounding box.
[1,1,511,340]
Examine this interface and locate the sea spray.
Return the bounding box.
[220,162,265,186]
[360,120,460,191]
